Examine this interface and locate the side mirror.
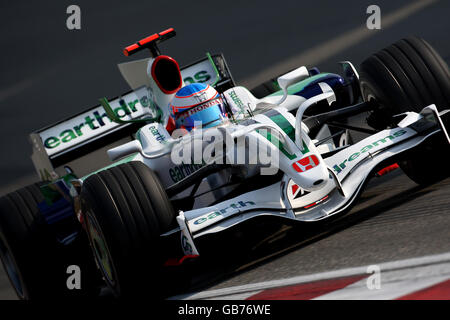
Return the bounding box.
[338,61,361,105]
[295,84,335,151]
[276,66,309,105]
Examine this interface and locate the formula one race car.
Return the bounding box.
[0,28,449,299]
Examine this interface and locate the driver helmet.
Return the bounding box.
[169,83,228,132]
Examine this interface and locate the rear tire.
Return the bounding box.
[80,161,177,298]
[360,37,450,185]
[0,183,99,299]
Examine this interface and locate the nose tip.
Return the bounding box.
[313,179,324,186]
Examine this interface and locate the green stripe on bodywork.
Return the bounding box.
[256,110,310,160]
[268,73,331,97]
[263,110,310,156]
[81,153,139,181]
[266,112,295,141]
[256,128,296,160]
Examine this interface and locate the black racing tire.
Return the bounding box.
[80,161,177,298]
[0,183,100,299]
[359,37,450,185]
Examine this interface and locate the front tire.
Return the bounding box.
[360,37,450,185]
[80,161,177,298]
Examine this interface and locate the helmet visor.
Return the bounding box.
[174,97,226,131]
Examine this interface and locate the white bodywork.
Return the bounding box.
[100,62,448,254]
[104,70,450,256]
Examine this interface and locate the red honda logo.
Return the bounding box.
[292,155,320,172]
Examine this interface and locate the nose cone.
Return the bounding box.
[289,155,329,191]
[313,179,325,186]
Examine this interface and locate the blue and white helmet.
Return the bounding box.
[169,83,228,131]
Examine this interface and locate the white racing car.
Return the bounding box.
[0,28,449,299]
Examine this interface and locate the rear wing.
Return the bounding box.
[30,53,235,181]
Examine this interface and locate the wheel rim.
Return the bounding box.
[85,211,116,286]
[0,235,24,298]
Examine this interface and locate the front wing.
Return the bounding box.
[168,105,450,254]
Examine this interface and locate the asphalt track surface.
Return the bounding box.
[0,0,449,299]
